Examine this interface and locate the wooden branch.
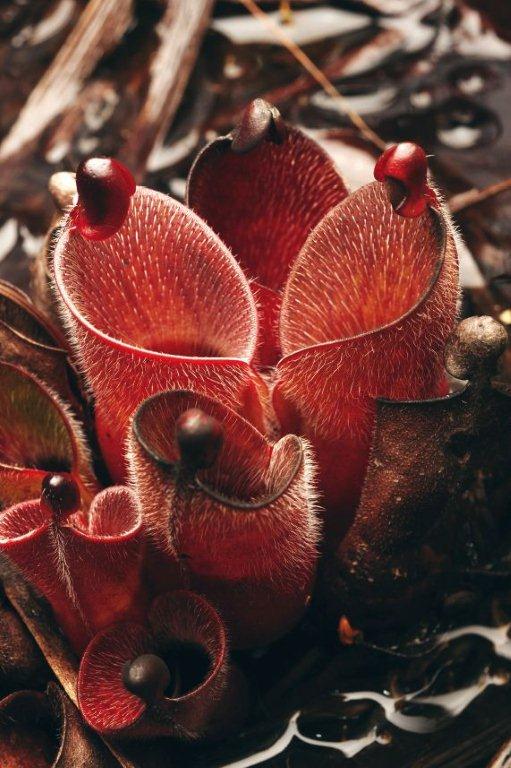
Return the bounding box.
[0,0,133,163]
[119,0,215,178]
[488,738,511,767]
[449,178,511,215]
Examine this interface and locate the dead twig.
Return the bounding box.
[237,0,386,151]
[119,0,215,178]
[449,178,511,215]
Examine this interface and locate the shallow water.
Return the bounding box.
[219,623,511,767]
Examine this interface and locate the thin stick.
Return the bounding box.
[237,0,386,151]
[488,737,511,768]
[448,178,511,214]
[280,0,293,24]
